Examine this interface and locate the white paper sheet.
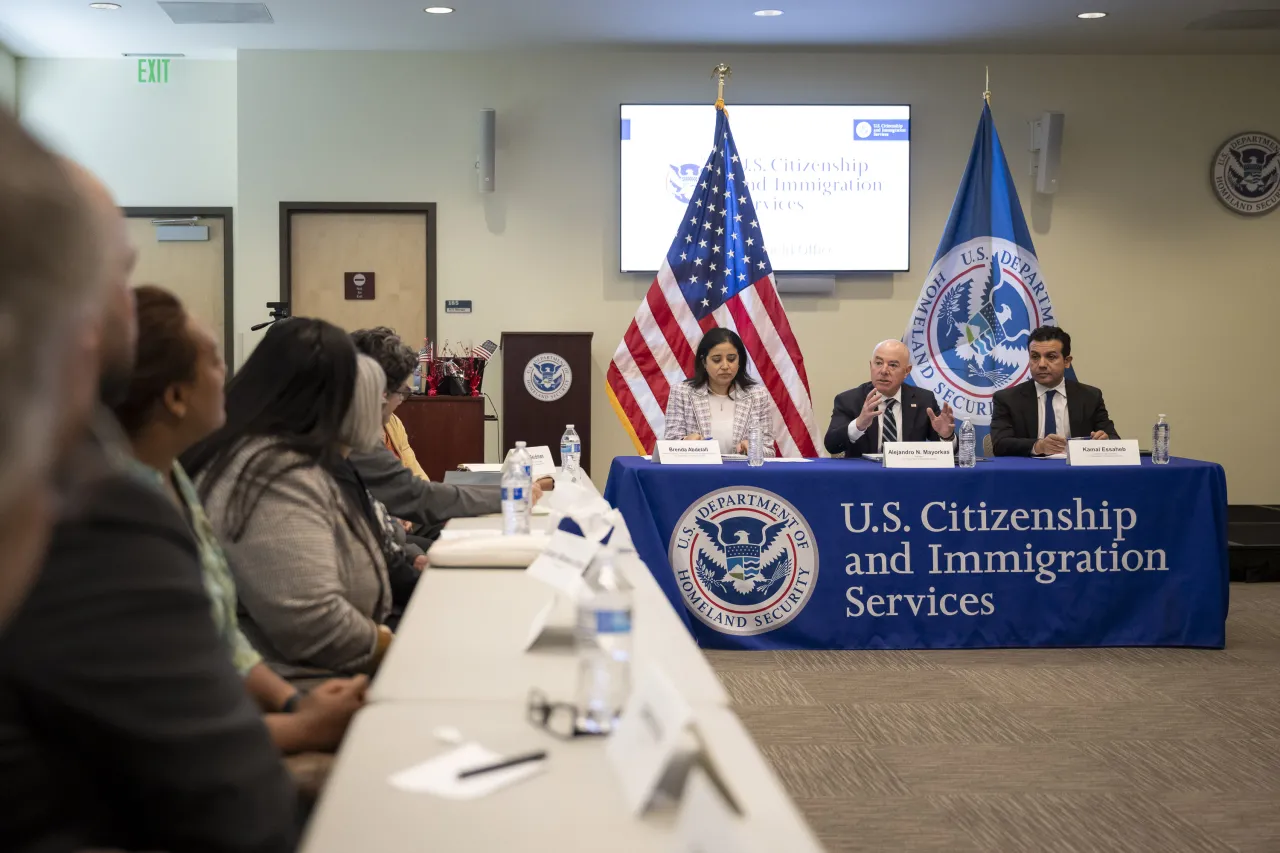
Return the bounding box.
[388,742,545,799]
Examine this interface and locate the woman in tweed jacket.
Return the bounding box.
[663,327,776,457]
[187,319,394,681]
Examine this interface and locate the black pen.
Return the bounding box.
[457,750,548,780]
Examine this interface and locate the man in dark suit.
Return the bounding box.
[990,326,1118,457]
[825,340,956,458]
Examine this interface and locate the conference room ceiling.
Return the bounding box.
[0,0,1278,58]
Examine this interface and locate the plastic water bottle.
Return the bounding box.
[414,340,430,393]
[958,420,976,468]
[747,424,764,467]
[560,424,582,478]
[501,441,533,535]
[574,548,633,734]
[1152,414,1170,465]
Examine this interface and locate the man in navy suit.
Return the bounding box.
[990,326,1118,457]
[825,340,956,458]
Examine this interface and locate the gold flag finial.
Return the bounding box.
[983,65,991,105]
[712,63,732,110]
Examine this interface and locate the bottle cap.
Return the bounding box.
[566,424,574,428]
[515,440,526,448]
[1158,414,1166,418]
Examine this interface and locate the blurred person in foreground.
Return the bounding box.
[0,110,103,630]
[0,159,298,851]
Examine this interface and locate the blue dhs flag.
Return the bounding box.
[902,102,1067,428]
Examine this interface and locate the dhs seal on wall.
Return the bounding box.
[669,487,818,636]
[904,236,1055,425]
[523,353,572,402]
[1212,132,1280,217]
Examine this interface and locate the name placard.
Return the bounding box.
[883,441,955,469]
[652,440,723,465]
[525,529,599,598]
[524,446,557,479]
[1066,439,1140,467]
[606,661,695,815]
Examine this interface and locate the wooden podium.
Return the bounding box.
[501,332,593,475]
[395,396,485,481]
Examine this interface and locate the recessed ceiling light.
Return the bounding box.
[1077,12,1107,19]
[89,2,122,8]
[754,9,784,17]
[424,6,454,12]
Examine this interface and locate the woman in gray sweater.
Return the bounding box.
[186,319,394,682]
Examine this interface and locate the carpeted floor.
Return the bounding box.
[705,582,1280,853]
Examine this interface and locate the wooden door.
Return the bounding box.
[126,216,226,358]
[289,212,429,343]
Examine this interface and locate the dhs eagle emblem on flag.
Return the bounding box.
[669,487,817,636]
[907,237,1055,426]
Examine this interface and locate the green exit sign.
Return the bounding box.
[136,58,172,84]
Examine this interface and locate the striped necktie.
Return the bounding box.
[882,399,898,449]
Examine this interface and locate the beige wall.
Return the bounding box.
[235,50,1280,501]
[0,44,15,110]
[18,59,236,207]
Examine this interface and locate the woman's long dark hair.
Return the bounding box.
[182,317,356,539]
[686,327,756,392]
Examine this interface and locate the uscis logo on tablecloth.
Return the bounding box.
[523,353,572,402]
[1211,132,1280,216]
[907,236,1051,424]
[668,487,818,636]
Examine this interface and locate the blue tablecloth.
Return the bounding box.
[604,457,1229,650]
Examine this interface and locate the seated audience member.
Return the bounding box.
[825,339,956,458]
[990,326,1118,457]
[187,319,395,681]
[664,327,776,456]
[352,326,431,481]
[0,158,297,851]
[113,285,366,753]
[348,326,513,542]
[0,110,102,628]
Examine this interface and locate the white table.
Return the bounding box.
[370,564,728,707]
[300,701,822,853]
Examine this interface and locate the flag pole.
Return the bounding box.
[712,62,731,111]
[983,65,991,105]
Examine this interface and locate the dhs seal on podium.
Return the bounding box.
[669,487,818,636]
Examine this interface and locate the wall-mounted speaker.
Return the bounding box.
[1030,111,1064,195]
[477,108,496,193]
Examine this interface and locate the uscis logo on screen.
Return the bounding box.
[907,236,1053,423]
[1211,132,1280,216]
[523,353,572,402]
[669,487,817,635]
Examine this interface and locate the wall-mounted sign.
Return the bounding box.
[445,300,473,314]
[1211,132,1280,217]
[136,59,172,84]
[344,272,375,301]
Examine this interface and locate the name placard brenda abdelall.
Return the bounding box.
[652,440,723,465]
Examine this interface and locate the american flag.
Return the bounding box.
[606,107,819,457]
[471,339,497,361]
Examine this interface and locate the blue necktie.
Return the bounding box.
[1043,389,1058,437]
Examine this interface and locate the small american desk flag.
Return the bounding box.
[607,107,819,457]
[471,339,497,361]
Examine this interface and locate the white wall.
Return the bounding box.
[0,44,15,110]
[235,50,1280,502]
[17,58,236,207]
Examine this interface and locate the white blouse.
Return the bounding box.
[707,392,738,455]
